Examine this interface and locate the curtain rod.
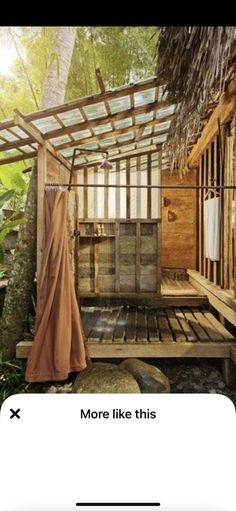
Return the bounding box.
[45,183,236,190]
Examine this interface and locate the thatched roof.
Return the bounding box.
[156,26,236,170]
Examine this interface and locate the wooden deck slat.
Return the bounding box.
[16,340,233,359]
[182,308,210,341]
[202,310,234,340]
[81,309,101,339]
[125,308,137,343]
[101,309,121,342]
[156,310,175,343]
[174,308,198,342]
[16,305,236,360]
[165,309,186,342]
[88,309,111,343]
[137,307,148,343]
[113,308,127,342]
[147,309,160,342]
[192,308,224,342]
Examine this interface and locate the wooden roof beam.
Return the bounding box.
[65,130,167,160]
[56,113,174,152]
[73,146,165,169]
[13,109,71,171]
[187,78,236,168]
[43,100,169,140]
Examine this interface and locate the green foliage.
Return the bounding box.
[0,188,26,263]
[0,162,28,210]
[0,355,26,406]
[0,26,157,119]
[0,189,15,208]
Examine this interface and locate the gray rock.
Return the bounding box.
[119,359,170,393]
[72,362,140,393]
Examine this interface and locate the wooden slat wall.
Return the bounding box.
[161,169,197,269]
[198,126,235,293]
[78,153,161,220]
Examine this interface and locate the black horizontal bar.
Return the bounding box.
[76,504,160,507]
[46,183,236,190]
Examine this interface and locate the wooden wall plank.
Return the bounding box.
[136,221,141,292]
[136,156,141,218]
[115,220,120,292]
[115,161,120,218]
[213,137,218,284]
[126,158,130,219]
[147,152,152,219]
[83,167,88,219]
[104,168,109,219]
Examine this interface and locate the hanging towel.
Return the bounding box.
[25,189,87,383]
[204,197,221,261]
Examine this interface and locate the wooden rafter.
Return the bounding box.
[73,146,167,170]
[65,129,168,160]
[13,110,71,171]
[188,78,236,168]
[42,100,169,141]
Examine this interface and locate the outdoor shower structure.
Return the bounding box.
[0,75,236,382]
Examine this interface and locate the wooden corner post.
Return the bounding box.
[37,144,47,285]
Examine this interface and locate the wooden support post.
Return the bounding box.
[147,152,152,219]
[136,156,141,218]
[203,151,207,278]
[136,221,141,293]
[234,116,236,297]
[115,220,120,292]
[104,168,109,219]
[213,137,218,284]
[37,145,47,284]
[83,167,88,219]
[222,358,236,386]
[126,158,130,219]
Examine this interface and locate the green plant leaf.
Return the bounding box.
[0,189,15,208]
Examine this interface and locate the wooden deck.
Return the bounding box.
[17,305,236,362]
[161,276,198,296]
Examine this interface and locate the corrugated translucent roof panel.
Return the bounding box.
[32,116,60,133]
[72,129,92,140]
[142,126,153,136]
[135,112,154,124]
[92,123,112,135]
[0,130,18,142]
[51,135,72,146]
[83,102,107,120]
[20,145,34,153]
[114,118,133,130]
[79,142,99,150]
[156,104,175,119]
[120,143,135,153]
[58,109,84,126]
[10,126,29,139]
[117,133,134,143]
[108,95,131,114]
[99,137,116,147]
[134,88,156,107]
[154,121,171,132]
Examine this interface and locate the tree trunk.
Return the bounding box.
[42,27,76,108]
[0,27,77,359]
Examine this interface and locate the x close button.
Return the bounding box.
[10,408,21,419]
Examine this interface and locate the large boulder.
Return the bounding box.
[72,362,140,393]
[120,359,170,393]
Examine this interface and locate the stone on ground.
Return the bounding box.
[120,359,170,393]
[72,362,140,393]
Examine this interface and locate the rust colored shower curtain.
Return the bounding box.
[25,189,87,383]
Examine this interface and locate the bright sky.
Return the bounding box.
[0,43,17,76]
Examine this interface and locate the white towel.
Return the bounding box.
[204,197,221,261]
